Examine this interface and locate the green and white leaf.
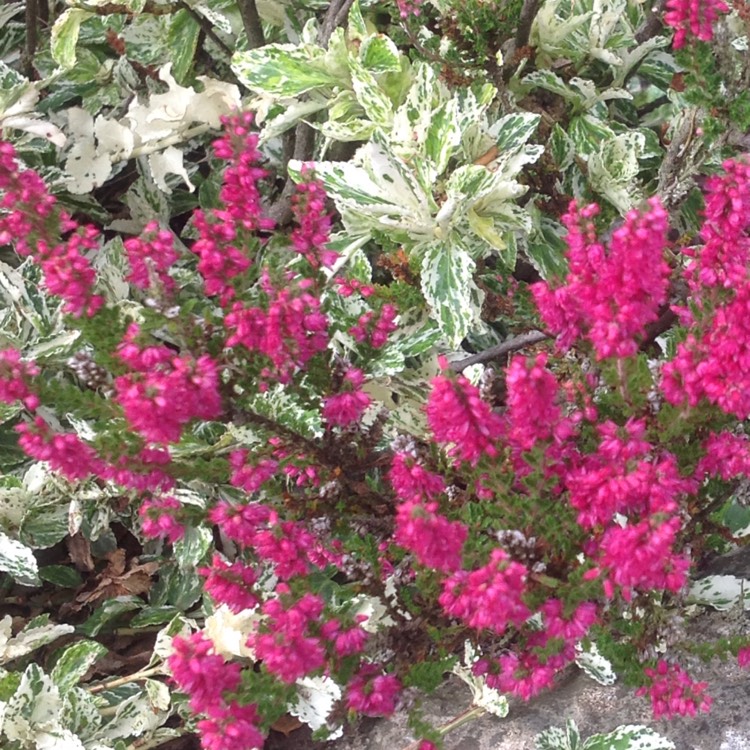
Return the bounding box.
[173,526,213,570]
[0,532,39,586]
[231,44,338,97]
[3,664,62,743]
[347,56,393,129]
[688,574,750,611]
[491,112,541,153]
[420,239,476,347]
[95,691,169,741]
[0,616,74,665]
[582,725,675,750]
[50,8,94,69]
[535,718,582,750]
[51,641,108,694]
[575,641,616,685]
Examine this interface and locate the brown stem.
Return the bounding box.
[318,0,356,46]
[269,122,317,226]
[24,0,38,78]
[449,330,549,372]
[236,0,265,49]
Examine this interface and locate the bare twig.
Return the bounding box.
[318,0,356,46]
[635,0,666,44]
[449,330,550,372]
[515,0,543,49]
[236,0,265,49]
[23,0,38,78]
[268,122,317,226]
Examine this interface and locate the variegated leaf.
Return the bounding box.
[0,532,39,586]
[51,641,108,694]
[347,57,393,128]
[359,35,401,74]
[582,725,675,750]
[231,45,338,97]
[420,240,476,347]
[492,112,541,153]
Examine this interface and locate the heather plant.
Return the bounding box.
[2,0,750,748]
[3,106,750,749]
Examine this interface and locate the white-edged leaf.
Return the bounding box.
[688,574,750,611]
[575,641,616,685]
[582,725,675,750]
[172,525,213,570]
[51,641,108,694]
[4,663,62,742]
[0,531,39,586]
[420,240,476,347]
[50,8,94,69]
[291,675,342,732]
[492,112,541,153]
[231,44,338,96]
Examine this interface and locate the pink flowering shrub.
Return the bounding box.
[5,116,750,750]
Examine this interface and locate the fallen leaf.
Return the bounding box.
[271,714,304,736]
[72,550,158,609]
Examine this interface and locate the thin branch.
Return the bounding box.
[236,0,265,49]
[635,0,666,44]
[449,330,550,372]
[318,0,355,46]
[515,0,543,48]
[24,0,38,78]
[268,121,317,226]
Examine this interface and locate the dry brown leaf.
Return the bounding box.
[72,550,158,609]
[270,714,304,736]
[67,533,95,572]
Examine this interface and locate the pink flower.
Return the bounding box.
[439,548,530,634]
[396,0,423,17]
[322,368,371,427]
[291,172,337,268]
[208,501,272,547]
[251,591,327,684]
[200,555,259,613]
[533,199,671,359]
[16,417,102,481]
[599,516,691,599]
[738,646,750,668]
[426,364,504,465]
[346,664,402,717]
[114,325,222,444]
[350,304,398,348]
[540,599,598,641]
[224,274,329,384]
[394,499,467,573]
[664,0,728,48]
[505,352,573,451]
[124,221,179,291]
[636,660,712,718]
[695,432,750,481]
[168,632,241,714]
[0,349,39,410]
[389,452,446,502]
[197,702,264,750]
[139,496,185,543]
